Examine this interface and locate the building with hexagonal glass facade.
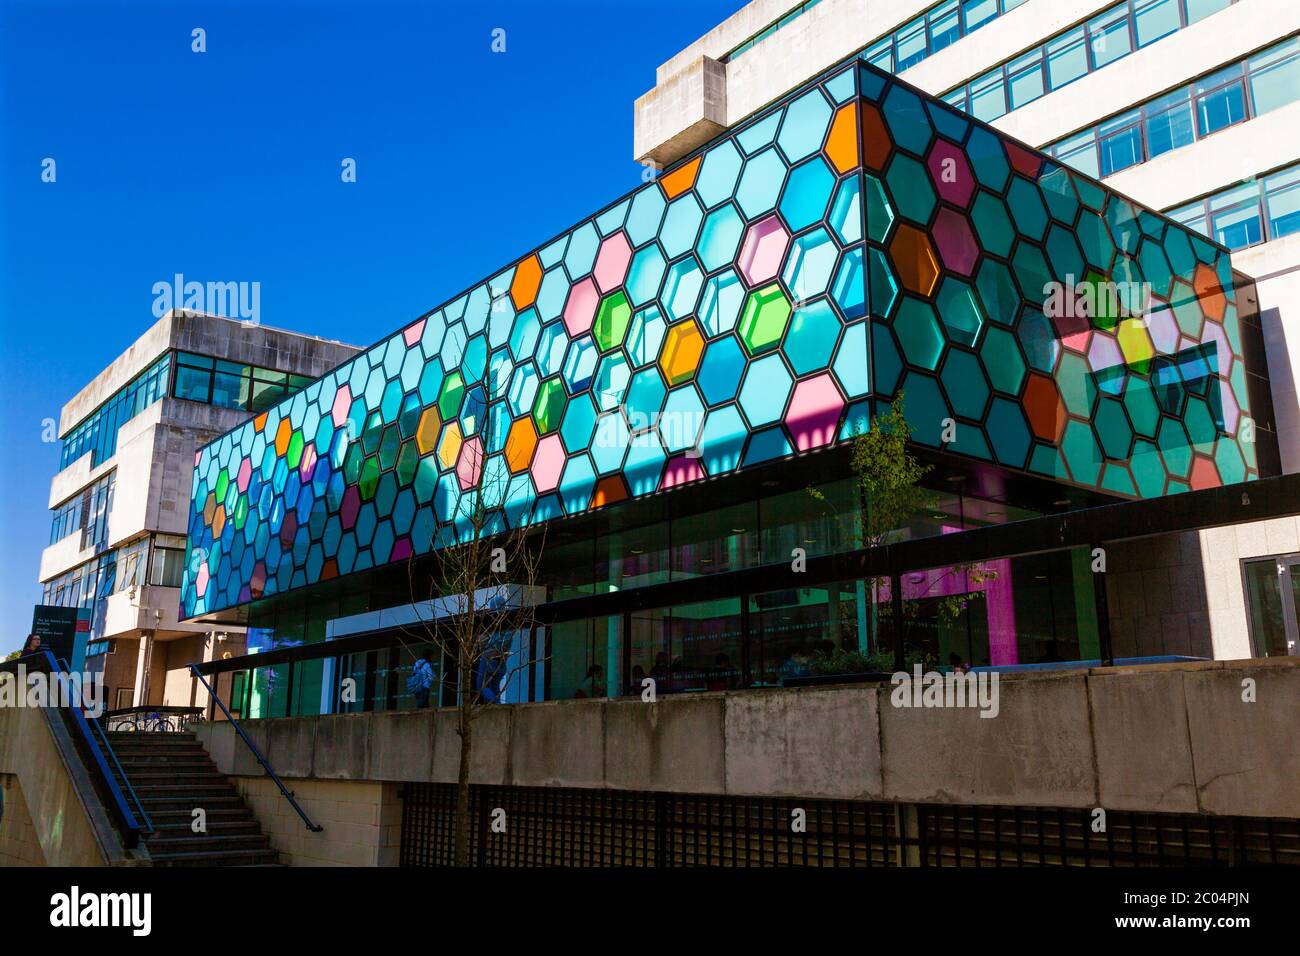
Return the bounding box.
[180,58,1280,718]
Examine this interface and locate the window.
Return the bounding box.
[1167,200,1208,234]
[969,67,1007,122]
[1007,49,1045,109]
[1194,64,1247,136]
[1046,27,1089,91]
[1183,0,1231,25]
[150,546,187,588]
[60,352,170,470]
[928,1,961,53]
[961,0,998,32]
[1097,109,1143,176]
[866,37,892,71]
[1053,130,1100,179]
[1265,166,1300,239]
[896,16,928,71]
[1144,87,1195,158]
[174,351,315,414]
[1134,0,1181,47]
[1087,6,1133,70]
[1209,181,1264,249]
[1248,38,1300,116]
[211,360,251,409]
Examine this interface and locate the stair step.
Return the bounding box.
[150,820,262,836]
[147,834,270,853]
[148,806,253,821]
[117,771,225,784]
[137,796,245,813]
[149,848,280,867]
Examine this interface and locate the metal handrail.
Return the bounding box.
[1,651,152,848]
[188,663,323,832]
[85,711,154,836]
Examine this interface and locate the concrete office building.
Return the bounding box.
[635,0,1300,660]
[37,311,359,712]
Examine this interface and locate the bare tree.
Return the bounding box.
[399,383,546,866]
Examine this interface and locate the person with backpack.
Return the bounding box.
[407,650,436,708]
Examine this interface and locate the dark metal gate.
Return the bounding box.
[400,783,1300,867]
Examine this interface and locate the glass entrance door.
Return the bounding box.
[1244,554,1300,656]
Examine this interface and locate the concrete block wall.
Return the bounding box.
[0,773,47,866]
[232,777,402,866]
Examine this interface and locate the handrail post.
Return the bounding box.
[188,663,323,832]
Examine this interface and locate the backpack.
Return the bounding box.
[407,660,432,694]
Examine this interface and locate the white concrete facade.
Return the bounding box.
[39,311,360,709]
[635,0,1300,660]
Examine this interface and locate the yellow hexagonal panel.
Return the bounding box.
[415,407,441,455]
[1117,318,1154,373]
[437,421,463,470]
[659,319,705,386]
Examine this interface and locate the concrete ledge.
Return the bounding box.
[605,696,726,793]
[1183,661,1300,818]
[204,659,1299,819]
[880,672,1096,808]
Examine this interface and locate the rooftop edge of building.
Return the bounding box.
[58,310,364,438]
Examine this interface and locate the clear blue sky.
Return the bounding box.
[0,0,747,655]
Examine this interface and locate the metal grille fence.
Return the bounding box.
[400,783,1299,867]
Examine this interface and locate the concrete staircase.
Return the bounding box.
[105,730,280,866]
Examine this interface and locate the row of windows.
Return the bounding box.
[724,0,825,62]
[59,352,171,471]
[60,349,317,472]
[42,535,189,637]
[938,0,1240,123]
[173,352,315,414]
[49,471,116,549]
[1044,37,1300,180]
[1167,163,1300,251]
[863,0,1031,74]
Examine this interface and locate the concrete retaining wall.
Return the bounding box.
[194,658,1300,820]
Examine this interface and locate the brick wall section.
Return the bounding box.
[231,777,401,866]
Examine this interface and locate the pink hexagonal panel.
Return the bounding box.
[237,458,252,492]
[403,318,426,347]
[1050,286,1091,353]
[738,214,790,286]
[1147,300,1179,355]
[786,373,844,451]
[532,434,565,493]
[456,436,484,490]
[660,454,706,489]
[932,208,979,276]
[195,562,209,598]
[926,139,976,207]
[593,231,632,293]
[563,277,599,337]
[1087,331,1123,375]
[331,384,352,428]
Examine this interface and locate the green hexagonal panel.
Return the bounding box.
[894,296,943,370]
[593,291,631,353]
[739,283,792,356]
[532,377,566,434]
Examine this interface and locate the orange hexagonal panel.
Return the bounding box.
[659,319,705,385]
[889,223,939,297]
[505,416,538,473]
[275,419,292,456]
[825,102,859,174]
[1022,373,1067,442]
[859,102,892,173]
[415,407,441,455]
[510,254,543,310]
[253,412,268,433]
[659,154,702,200]
[591,474,629,509]
[1192,262,1227,324]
